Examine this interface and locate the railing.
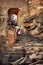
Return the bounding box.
[10,57,24,65]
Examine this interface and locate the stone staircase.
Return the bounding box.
[2,33,43,65]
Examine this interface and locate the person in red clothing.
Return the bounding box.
[17,28,21,36]
[17,29,21,35]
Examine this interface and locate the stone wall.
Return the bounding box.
[0,0,29,35]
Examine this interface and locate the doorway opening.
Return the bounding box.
[8,8,20,27]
